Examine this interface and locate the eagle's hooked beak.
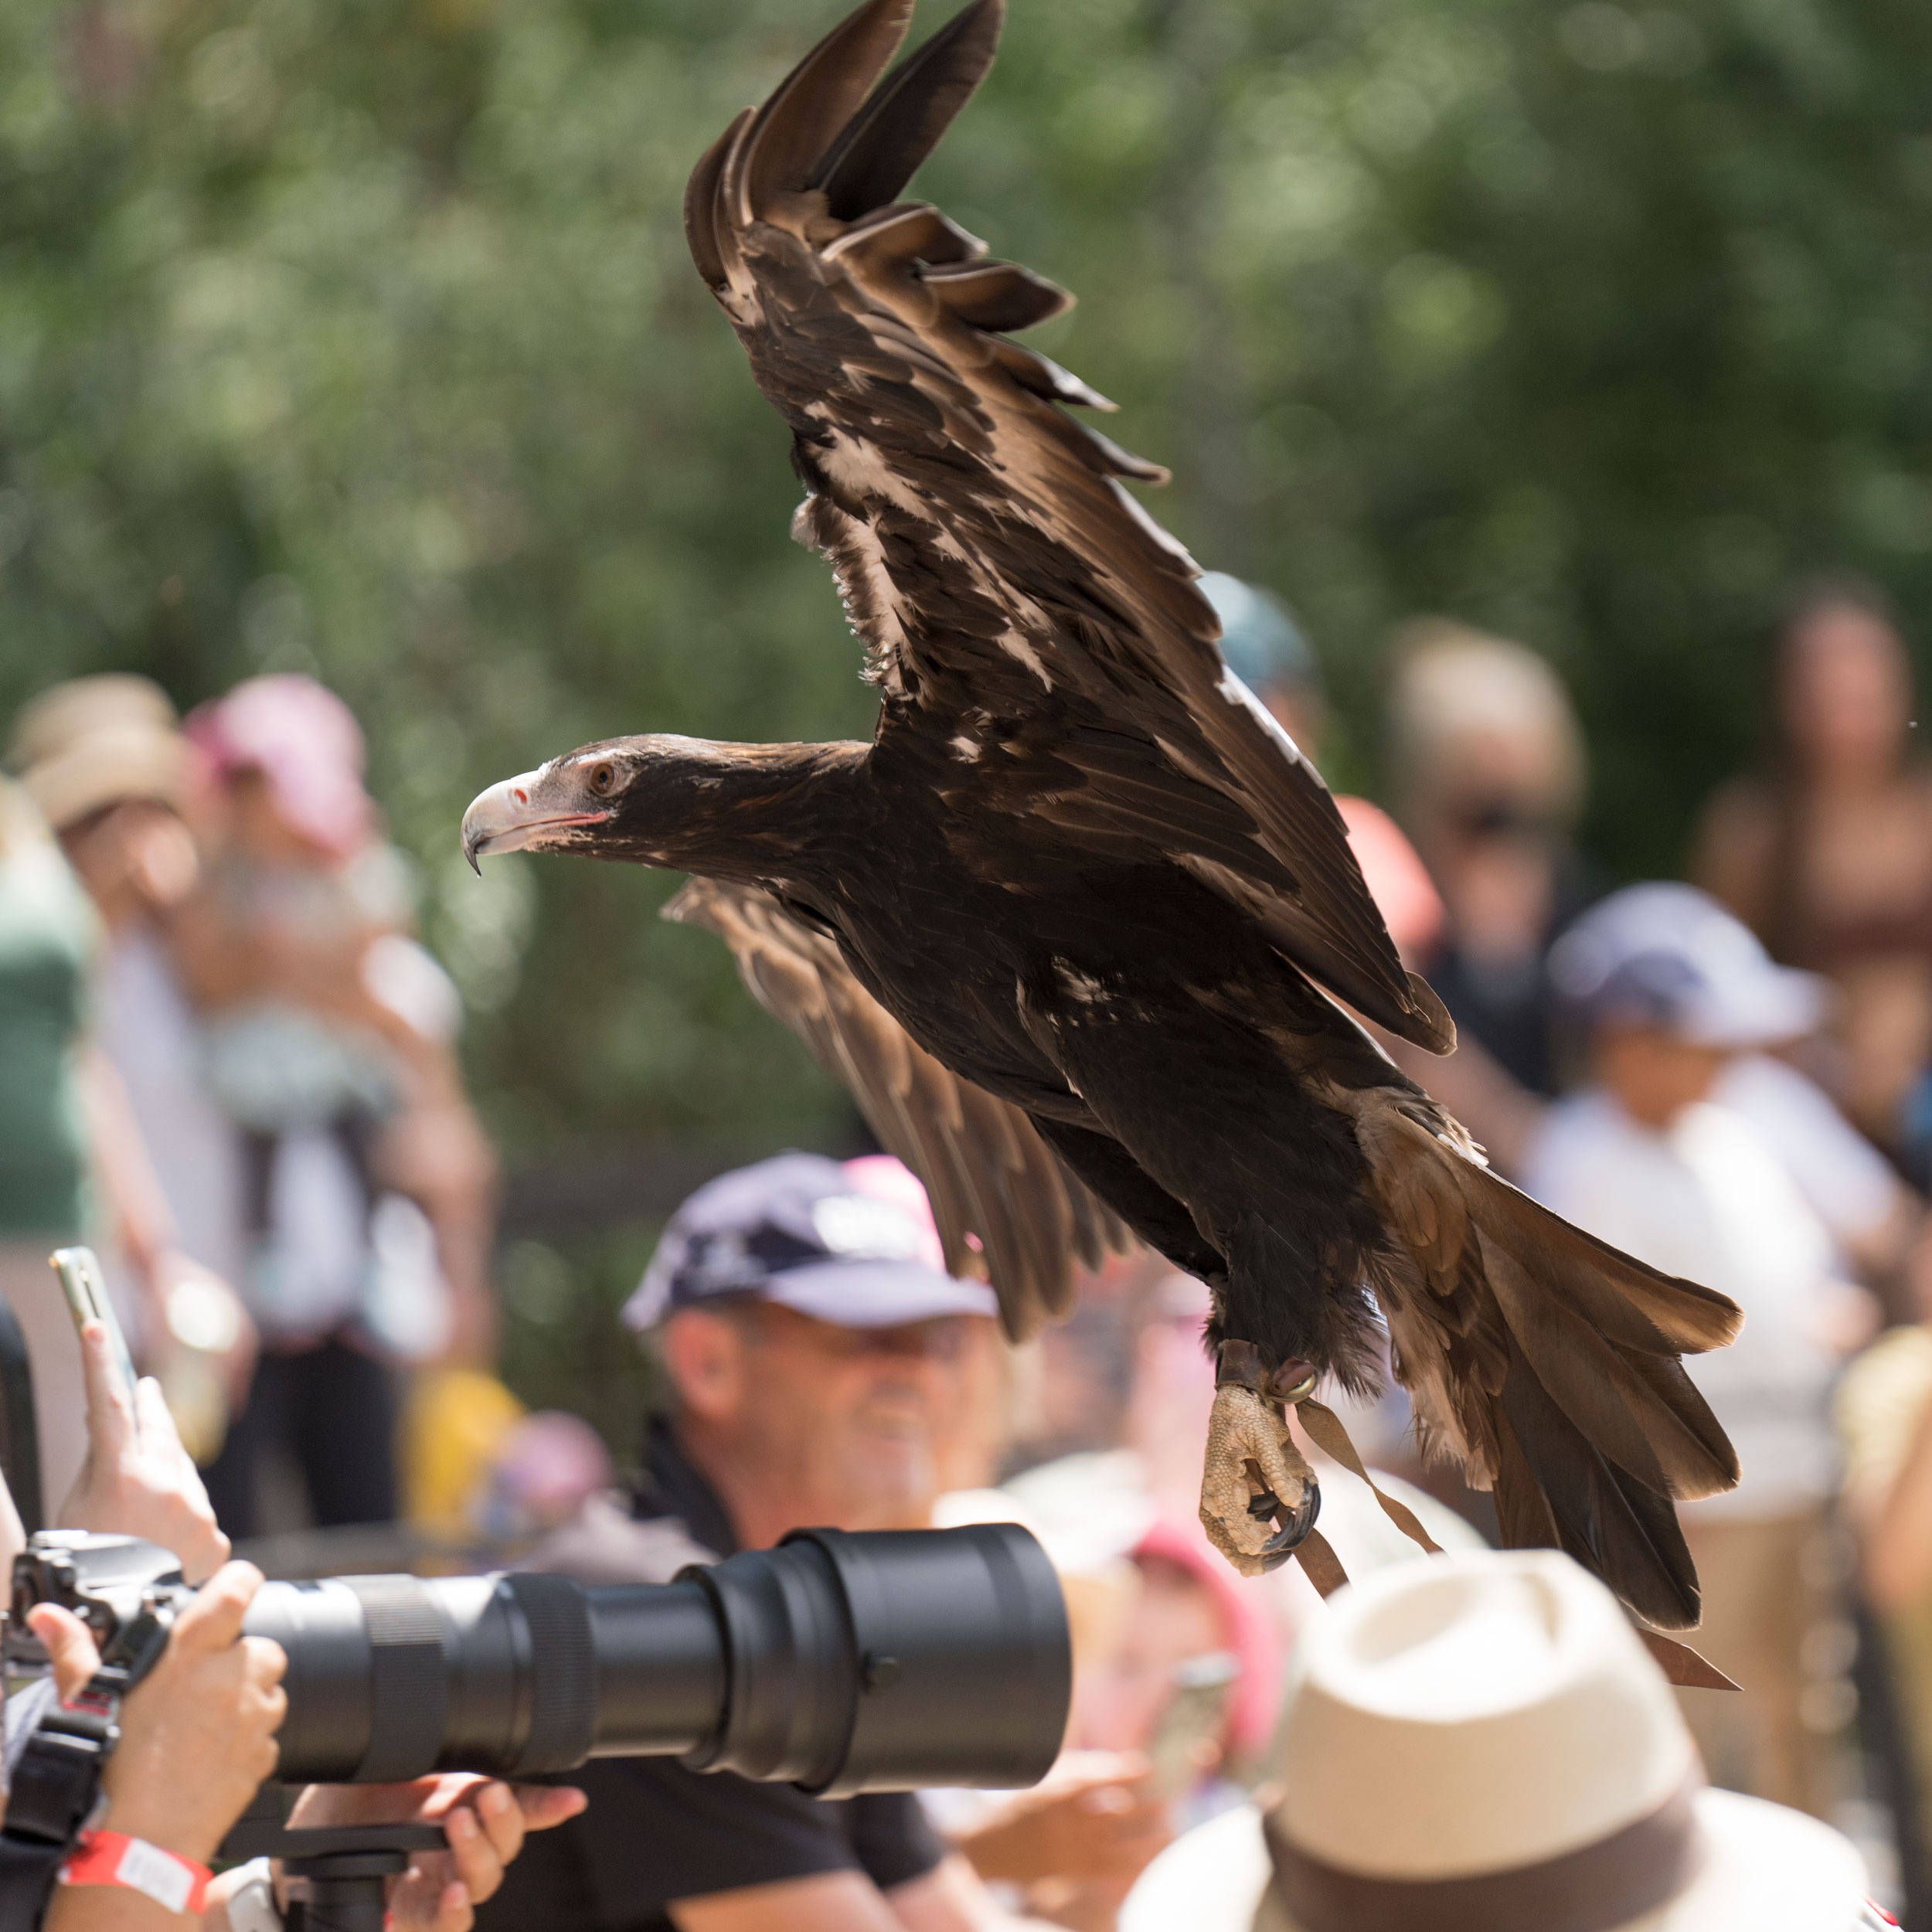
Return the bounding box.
[461,770,611,872]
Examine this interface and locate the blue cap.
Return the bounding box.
[622,1152,999,1332]
[1549,884,1828,1048]
[1199,572,1323,700]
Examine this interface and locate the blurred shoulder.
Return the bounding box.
[1689,774,1781,927]
[513,1492,719,1586]
[1836,1325,1932,1502]
[1521,1090,1637,1178]
[1839,1323,1932,1415]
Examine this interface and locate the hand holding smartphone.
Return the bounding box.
[51,1246,232,1582]
[50,1246,139,1403]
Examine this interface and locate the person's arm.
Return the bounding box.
[672,1870,913,1932]
[43,1879,179,1929]
[888,1855,1064,1932]
[1688,778,1780,938]
[0,1451,25,1575]
[73,1043,257,1403]
[671,1859,1055,1932]
[947,1758,1167,1894]
[1857,1389,1932,1614]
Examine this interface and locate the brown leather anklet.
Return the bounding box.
[1215,1340,1318,1404]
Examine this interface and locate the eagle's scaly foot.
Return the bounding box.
[1199,1383,1320,1577]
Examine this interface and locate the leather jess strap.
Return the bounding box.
[1214,1340,1316,1405]
[1297,1399,1442,1559]
[1219,1342,1737,1688]
[1264,1772,1706,1932]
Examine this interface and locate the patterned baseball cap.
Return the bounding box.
[622,1151,998,1331]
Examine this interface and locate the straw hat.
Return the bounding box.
[1122,1549,1875,1932]
[8,674,185,831]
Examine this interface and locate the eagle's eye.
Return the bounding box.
[587,762,617,797]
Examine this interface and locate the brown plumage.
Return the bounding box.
[462,0,1741,1627]
[665,875,1130,1322]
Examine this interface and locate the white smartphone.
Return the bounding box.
[49,1247,139,1403]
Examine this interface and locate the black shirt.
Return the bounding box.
[473,1421,947,1931]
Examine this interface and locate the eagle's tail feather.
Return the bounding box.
[1370,1109,1740,1632]
[1457,1166,1740,1631]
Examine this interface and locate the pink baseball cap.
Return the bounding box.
[185,673,375,859]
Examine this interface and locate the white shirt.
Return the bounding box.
[1521,1091,1840,1519]
[1715,1053,1902,1258]
[97,929,247,1288]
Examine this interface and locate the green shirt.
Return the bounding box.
[0,832,96,1239]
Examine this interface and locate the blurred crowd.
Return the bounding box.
[1202,570,1932,1923]
[0,670,498,1543]
[15,573,1932,1923]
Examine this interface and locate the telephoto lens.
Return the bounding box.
[243,1522,1070,1795]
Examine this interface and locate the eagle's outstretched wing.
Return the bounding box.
[685,0,1454,1055]
[666,877,1134,1338]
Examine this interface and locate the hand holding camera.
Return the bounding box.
[270,1779,587,1932]
[29,1560,285,1873]
[20,1554,587,1930]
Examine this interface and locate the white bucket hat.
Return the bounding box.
[1122,1549,1877,1932]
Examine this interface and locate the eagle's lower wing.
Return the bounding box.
[684,0,1453,1056]
[665,877,1134,1340]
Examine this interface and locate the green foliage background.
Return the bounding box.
[5,0,1932,1420]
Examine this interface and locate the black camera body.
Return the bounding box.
[9,1522,1070,1795]
[6,1532,193,1675]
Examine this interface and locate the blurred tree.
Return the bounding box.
[4,0,1932,1172]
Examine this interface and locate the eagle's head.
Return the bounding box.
[463,733,849,877]
[461,736,677,870]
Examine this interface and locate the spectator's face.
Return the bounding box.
[226,767,333,866]
[1593,1024,1726,1129]
[59,799,199,922]
[667,1302,991,1533]
[1438,825,1554,967]
[1783,603,1913,780]
[1072,1554,1228,1755]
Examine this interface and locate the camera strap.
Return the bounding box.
[0,1607,172,1930]
[0,1668,124,1928]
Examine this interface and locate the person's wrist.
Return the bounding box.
[98,1789,230,1870]
[61,1830,213,1920]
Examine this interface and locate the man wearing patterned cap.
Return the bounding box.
[481,1151,1056,1932]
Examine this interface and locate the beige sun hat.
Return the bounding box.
[1121,1549,1876,1932]
[8,674,185,830]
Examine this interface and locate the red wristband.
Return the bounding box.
[60,1831,212,1917]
